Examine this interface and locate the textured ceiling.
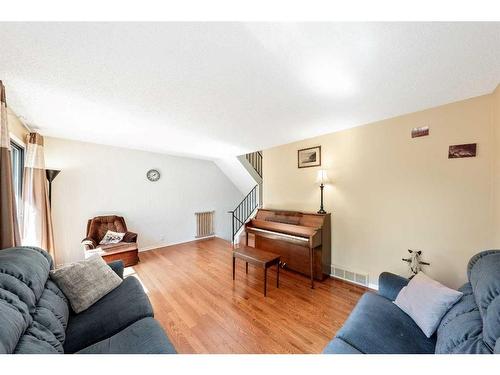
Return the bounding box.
[1,22,499,159]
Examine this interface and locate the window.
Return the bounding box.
[10,140,24,220]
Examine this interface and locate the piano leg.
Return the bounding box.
[264,267,267,296]
[310,247,315,289]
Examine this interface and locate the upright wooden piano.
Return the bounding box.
[244,209,331,288]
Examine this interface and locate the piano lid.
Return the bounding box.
[254,208,328,228]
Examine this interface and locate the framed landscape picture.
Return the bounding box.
[448,143,477,158]
[298,146,321,168]
[411,125,429,138]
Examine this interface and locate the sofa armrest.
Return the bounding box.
[81,237,97,250]
[378,272,409,301]
[123,231,137,243]
[108,260,124,279]
[323,338,363,354]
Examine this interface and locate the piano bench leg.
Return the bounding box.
[246,262,248,274]
[277,262,280,288]
[232,256,235,280]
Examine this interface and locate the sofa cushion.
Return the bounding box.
[33,280,69,344]
[322,337,363,354]
[77,317,176,354]
[0,247,52,311]
[98,242,137,252]
[334,292,436,354]
[467,250,500,352]
[0,273,37,314]
[0,299,28,354]
[436,250,500,354]
[0,247,52,354]
[14,321,63,354]
[64,276,153,353]
[435,283,489,353]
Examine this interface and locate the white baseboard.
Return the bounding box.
[139,235,216,252]
[329,274,379,291]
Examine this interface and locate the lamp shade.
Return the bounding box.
[46,169,61,183]
[316,169,330,184]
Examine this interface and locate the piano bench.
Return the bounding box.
[232,245,281,297]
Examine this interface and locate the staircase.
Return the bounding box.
[228,151,263,243]
[245,151,262,178]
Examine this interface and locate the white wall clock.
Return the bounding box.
[146,169,161,182]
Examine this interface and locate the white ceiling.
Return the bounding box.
[1,22,499,159]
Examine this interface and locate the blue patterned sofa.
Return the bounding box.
[323,250,500,354]
[0,246,176,354]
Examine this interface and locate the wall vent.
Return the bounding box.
[331,265,369,287]
[195,211,215,238]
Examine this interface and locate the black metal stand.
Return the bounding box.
[317,183,326,214]
[48,181,53,206]
[46,169,61,207]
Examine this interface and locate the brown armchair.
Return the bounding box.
[82,215,139,266]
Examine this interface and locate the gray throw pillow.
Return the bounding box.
[50,255,122,313]
[394,272,463,338]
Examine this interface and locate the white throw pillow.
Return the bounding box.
[99,230,125,245]
[393,272,463,338]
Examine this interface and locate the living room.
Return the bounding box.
[1,1,499,374]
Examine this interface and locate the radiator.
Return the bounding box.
[195,211,215,238]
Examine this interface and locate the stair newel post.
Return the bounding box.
[231,212,235,245]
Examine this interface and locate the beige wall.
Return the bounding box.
[493,85,500,244]
[263,92,499,289]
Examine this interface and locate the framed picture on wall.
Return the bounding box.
[411,126,429,138]
[448,143,477,158]
[297,146,321,168]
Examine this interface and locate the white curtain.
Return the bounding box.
[22,132,55,261]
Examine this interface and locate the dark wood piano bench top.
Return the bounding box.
[232,245,281,296]
[232,245,280,267]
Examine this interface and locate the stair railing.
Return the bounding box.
[245,151,263,178]
[228,185,259,244]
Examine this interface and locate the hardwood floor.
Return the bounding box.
[128,237,365,354]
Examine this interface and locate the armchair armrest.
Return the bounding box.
[123,231,137,243]
[81,237,97,250]
[378,272,409,301]
[108,260,124,279]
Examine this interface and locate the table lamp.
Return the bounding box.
[316,169,329,214]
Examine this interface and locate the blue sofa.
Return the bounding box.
[323,250,500,354]
[0,246,176,354]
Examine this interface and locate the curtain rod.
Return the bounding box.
[16,114,34,133]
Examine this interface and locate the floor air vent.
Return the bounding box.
[195,211,215,238]
[331,265,369,287]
